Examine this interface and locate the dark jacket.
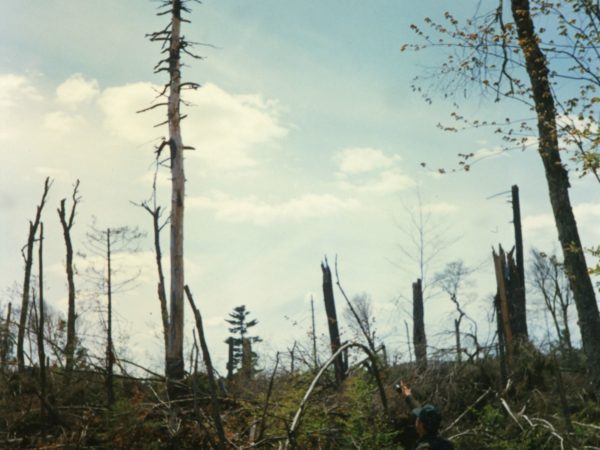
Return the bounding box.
[415,435,454,450]
[405,395,454,450]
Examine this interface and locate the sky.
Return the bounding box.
[1,0,599,374]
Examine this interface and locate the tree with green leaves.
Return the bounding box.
[406,0,600,402]
[225,305,261,376]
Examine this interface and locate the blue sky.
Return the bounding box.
[1,1,598,372]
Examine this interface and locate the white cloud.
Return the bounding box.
[188,191,358,225]
[98,82,287,170]
[97,81,159,143]
[523,213,555,234]
[43,110,85,134]
[336,147,398,174]
[335,147,414,194]
[56,73,100,106]
[0,73,42,107]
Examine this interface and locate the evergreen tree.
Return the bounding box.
[225,305,261,374]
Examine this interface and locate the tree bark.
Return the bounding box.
[37,223,47,420]
[106,228,114,407]
[17,177,51,372]
[321,259,345,386]
[0,303,11,370]
[57,180,80,374]
[511,185,527,338]
[412,278,427,370]
[165,0,186,399]
[511,0,600,401]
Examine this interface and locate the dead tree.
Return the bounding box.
[84,224,144,407]
[412,278,427,370]
[493,245,529,366]
[57,179,80,374]
[17,177,52,372]
[106,229,115,406]
[529,250,574,357]
[36,223,47,419]
[321,258,345,386]
[134,173,169,370]
[0,303,12,370]
[511,185,526,330]
[144,0,202,398]
[225,336,234,380]
[434,260,477,362]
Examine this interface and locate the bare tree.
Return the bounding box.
[434,260,477,362]
[83,223,144,407]
[343,292,377,351]
[17,177,52,372]
[134,168,169,370]
[36,223,48,419]
[57,179,81,374]
[529,249,574,357]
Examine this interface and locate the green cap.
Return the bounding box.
[412,404,442,433]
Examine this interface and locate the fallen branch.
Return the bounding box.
[283,341,388,449]
[443,388,492,433]
[185,285,228,450]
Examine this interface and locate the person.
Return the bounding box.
[395,380,454,450]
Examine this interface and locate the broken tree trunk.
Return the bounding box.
[511,185,527,339]
[412,279,427,370]
[17,177,51,372]
[493,246,514,366]
[321,258,345,386]
[493,245,528,365]
[57,179,80,374]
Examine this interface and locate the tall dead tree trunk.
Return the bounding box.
[0,303,11,370]
[106,228,114,407]
[511,185,527,339]
[321,258,345,386]
[17,177,51,372]
[412,278,427,370]
[166,0,186,399]
[57,180,80,374]
[37,223,47,420]
[511,0,600,401]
